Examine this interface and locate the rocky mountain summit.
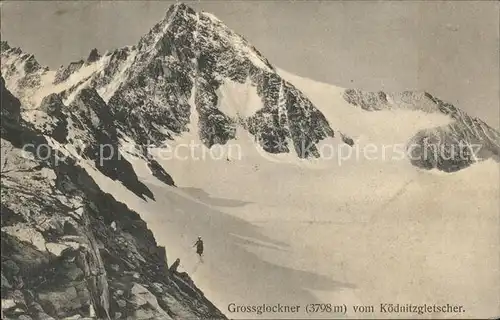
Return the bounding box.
[1,2,337,159]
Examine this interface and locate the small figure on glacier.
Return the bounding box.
[193,236,204,259]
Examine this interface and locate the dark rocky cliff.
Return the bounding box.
[1,77,225,319]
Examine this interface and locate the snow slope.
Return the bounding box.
[81,71,500,319]
[84,141,500,319]
[277,69,453,146]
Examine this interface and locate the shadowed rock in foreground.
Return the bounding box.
[1,77,225,319]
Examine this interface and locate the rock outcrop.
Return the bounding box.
[1,78,225,319]
[343,89,500,172]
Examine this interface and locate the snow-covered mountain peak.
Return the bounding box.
[1,3,499,171]
[137,2,274,72]
[0,40,50,106]
[84,2,335,155]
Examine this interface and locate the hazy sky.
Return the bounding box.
[1,1,499,128]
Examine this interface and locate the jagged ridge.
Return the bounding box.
[343,88,500,171]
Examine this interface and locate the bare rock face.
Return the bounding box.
[1,78,226,319]
[54,60,85,85]
[0,77,21,124]
[24,86,155,199]
[86,49,101,64]
[38,93,68,143]
[67,88,154,199]
[343,89,389,111]
[148,159,176,187]
[0,42,48,107]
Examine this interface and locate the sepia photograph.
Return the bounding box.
[1,1,499,319]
